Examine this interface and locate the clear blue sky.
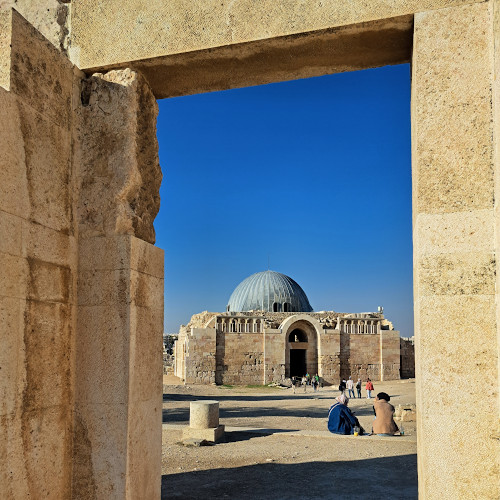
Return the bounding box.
[155,64,413,337]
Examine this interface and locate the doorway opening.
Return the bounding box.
[290,349,307,378]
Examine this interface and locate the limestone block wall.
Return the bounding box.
[220,333,264,385]
[318,330,340,385]
[345,333,382,381]
[185,328,216,384]
[0,11,77,498]
[264,330,285,384]
[400,338,415,378]
[379,330,401,381]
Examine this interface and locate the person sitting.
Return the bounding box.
[372,392,399,436]
[327,394,364,435]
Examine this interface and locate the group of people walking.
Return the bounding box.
[339,376,374,399]
[292,373,321,393]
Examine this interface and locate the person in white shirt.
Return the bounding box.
[346,376,355,398]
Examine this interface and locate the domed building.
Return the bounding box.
[227,270,313,313]
[174,270,413,385]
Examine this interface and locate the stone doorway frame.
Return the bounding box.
[282,315,321,379]
[2,1,499,498]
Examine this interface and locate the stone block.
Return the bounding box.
[0,9,11,90]
[78,269,130,307]
[1,405,73,498]
[0,89,29,218]
[0,296,23,417]
[75,305,130,405]
[27,258,72,304]
[417,253,496,296]
[17,102,72,233]
[130,236,164,278]
[21,220,76,267]
[417,413,498,500]
[126,398,162,499]
[129,305,163,403]
[130,270,163,309]
[412,3,494,215]
[414,210,495,256]
[0,211,22,256]
[22,300,73,412]
[70,0,480,72]
[0,252,28,299]
[78,235,133,271]
[79,234,164,279]
[10,9,73,129]
[0,411,29,498]
[72,403,127,499]
[182,425,225,444]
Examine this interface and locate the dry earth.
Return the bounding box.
[162,377,417,500]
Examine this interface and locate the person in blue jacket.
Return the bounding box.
[327,394,364,435]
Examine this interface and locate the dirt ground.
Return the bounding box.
[162,377,417,500]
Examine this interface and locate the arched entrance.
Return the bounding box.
[282,317,320,379]
[288,329,308,377]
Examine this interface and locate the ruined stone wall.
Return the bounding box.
[343,333,382,381]
[220,333,264,385]
[263,330,285,384]
[318,330,340,385]
[400,338,415,378]
[184,328,216,385]
[0,10,164,498]
[74,66,163,499]
[0,10,77,497]
[379,330,401,381]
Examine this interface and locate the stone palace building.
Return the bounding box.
[174,270,414,385]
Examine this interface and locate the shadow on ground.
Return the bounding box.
[163,393,379,423]
[161,454,418,500]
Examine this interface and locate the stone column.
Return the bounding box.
[73,69,163,499]
[412,3,499,498]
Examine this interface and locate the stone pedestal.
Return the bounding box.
[189,400,219,428]
[183,400,225,443]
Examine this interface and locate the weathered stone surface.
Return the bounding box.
[0,1,71,53]
[413,4,499,498]
[70,0,480,71]
[189,401,220,429]
[76,69,161,244]
[182,425,225,444]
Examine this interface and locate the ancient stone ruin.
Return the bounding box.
[1,2,499,499]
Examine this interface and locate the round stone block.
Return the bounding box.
[189,400,219,429]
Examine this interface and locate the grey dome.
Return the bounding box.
[227,270,313,313]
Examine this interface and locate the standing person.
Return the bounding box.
[314,374,320,391]
[302,375,307,393]
[312,377,317,391]
[346,376,355,398]
[365,378,374,399]
[338,379,346,395]
[356,378,362,398]
[306,373,311,385]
